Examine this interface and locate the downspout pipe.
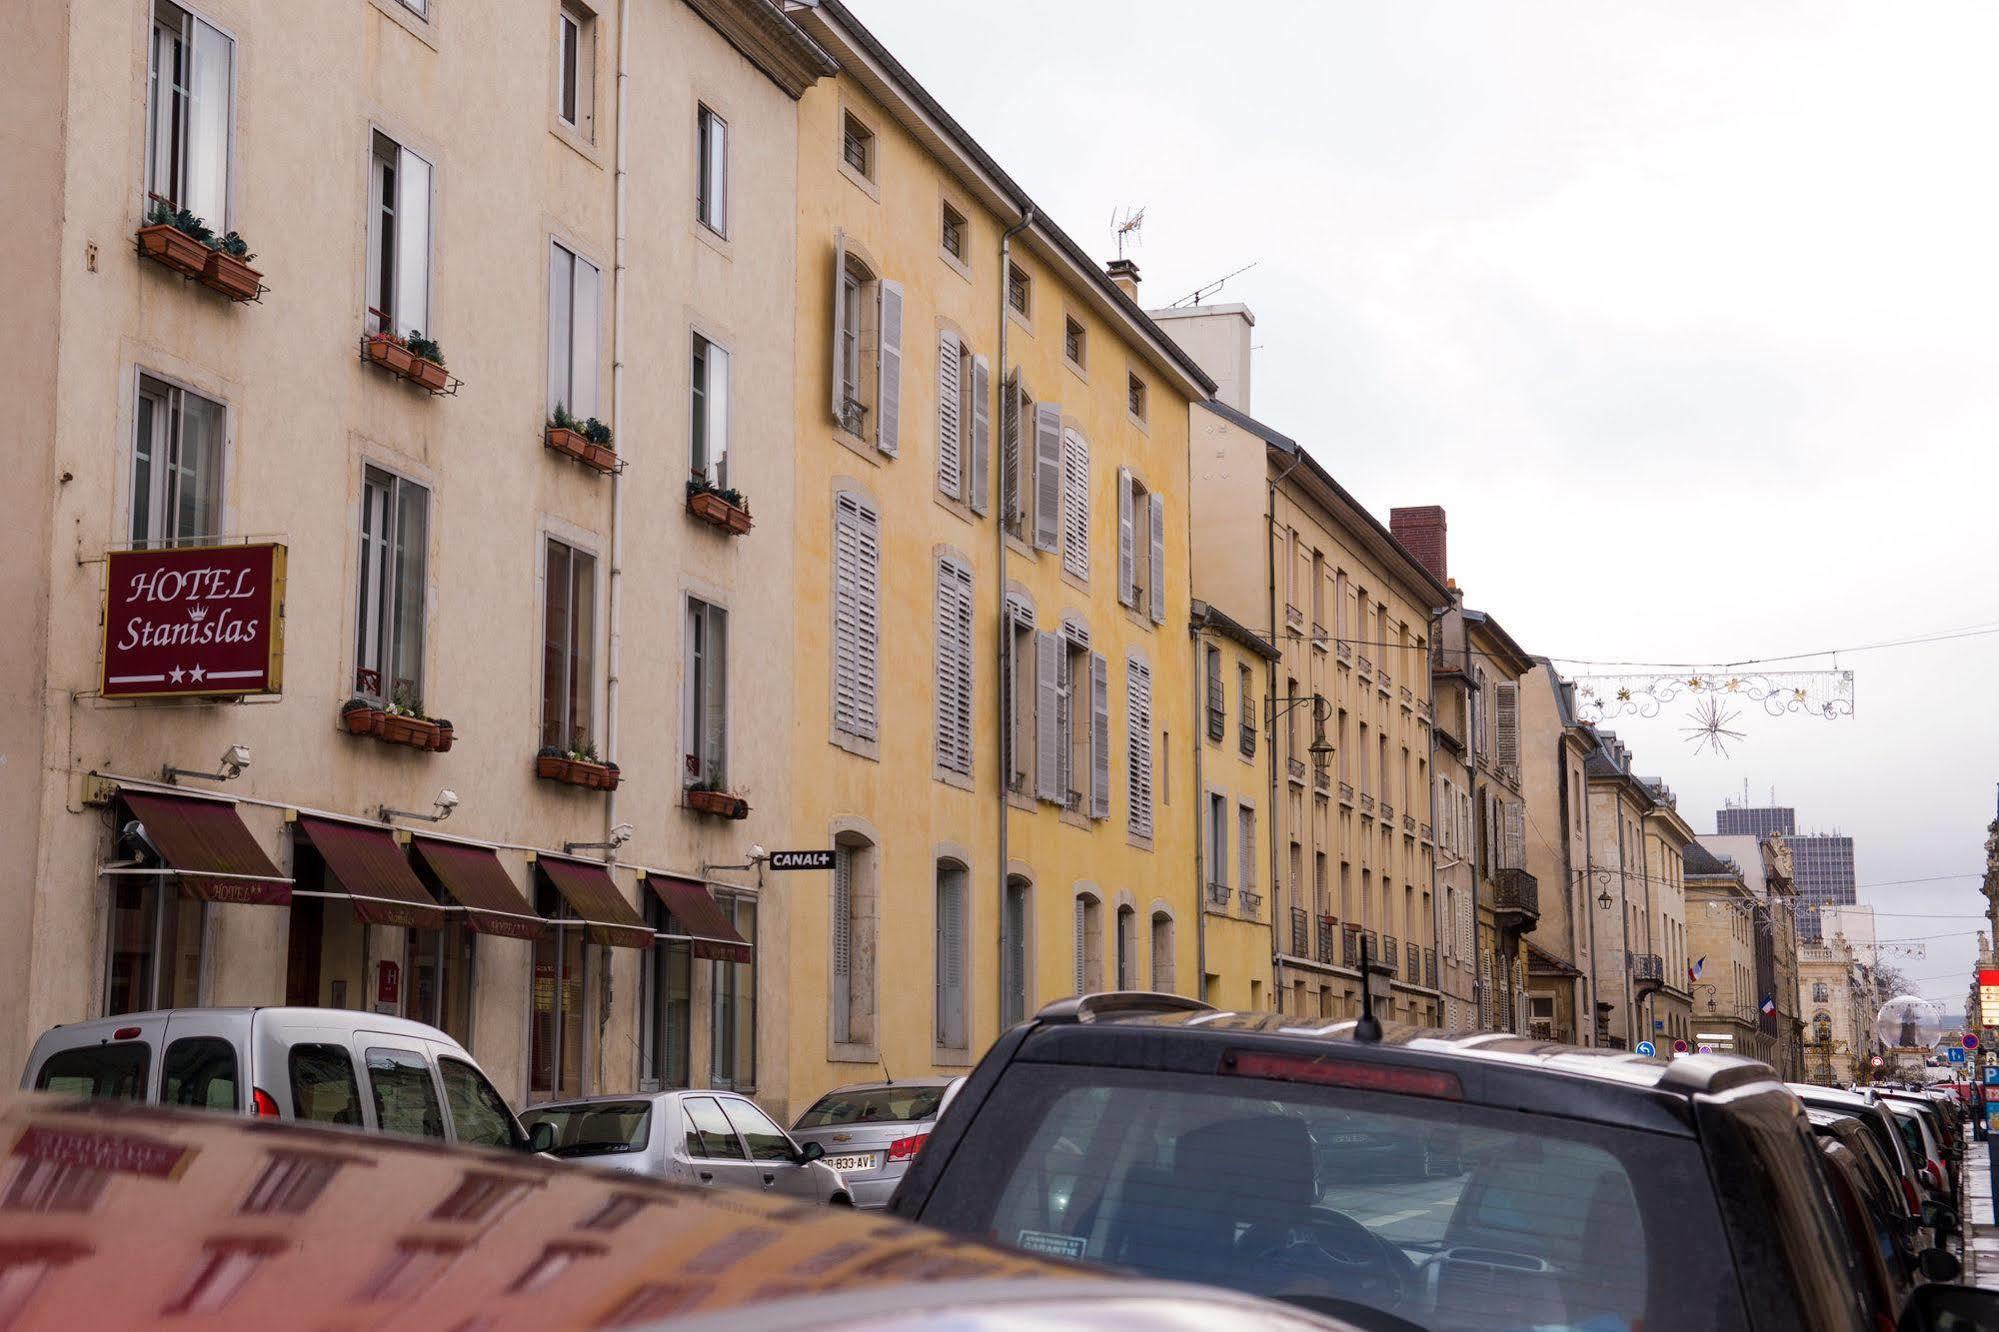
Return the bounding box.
[1264,450,1305,1013]
[1424,606,1448,1025]
[1189,616,1208,1002]
[997,206,1032,994]
[604,0,631,846]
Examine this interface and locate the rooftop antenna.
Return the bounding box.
[1354,934,1382,1043]
[1111,204,1146,261]
[1169,260,1260,308]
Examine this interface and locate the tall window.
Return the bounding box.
[1150,912,1175,991]
[530,880,596,1102]
[146,2,232,227]
[711,893,755,1089]
[541,538,596,752]
[940,202,966,260]
[366,131,432,338]
[1002,600,1034,794]
[934,330,987,512]
[829,238,899,452]
[1060,428,1090,580]
[1239,665,1256,757]
[934,557,974,777]
[683,599,727,788]
[1204,645,1224,741]
[689,334,729,487]
[1074,892,1102,994]
[1115,905,1137,988]
[547,240,602,419]
[1238,805,1257,905]
[1207,793,1228,897]
[1000,877,1030,1028]
[1117,469,1163,624]
[831,492,880,744]
[556,3,596,139]
[841,111,874,179]
[934,863,967,1050]
[1126,656,1154,840]
[1006,263,1030,317]
[355,467,427,704]
[131,375,224,548]
[829,840,875,1047]
[696,105,728,235]
[106,879,204,1015]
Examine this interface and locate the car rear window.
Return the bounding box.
[288,1043,363,1126]
[162,1036,238,1111]
[918,1060,1751,1331]
[794,1085,947,1129]
[521,1102,652,1158]
[35,1043,150,1100]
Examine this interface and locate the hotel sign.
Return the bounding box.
[101,543,286,699]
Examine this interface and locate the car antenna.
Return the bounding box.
[1354,934,1382,1044]
[880,1056,893,1086]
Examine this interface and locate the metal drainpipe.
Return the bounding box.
[1640,808,1656,1047]
[1190,617,1208,1002]
[1581,769,1600,1045]
[604,0,631,848]
[1264,452,1303,1013]
[1425,608,1446,1025]
[996,206,1032,996]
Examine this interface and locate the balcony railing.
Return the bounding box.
[1290,907,1309,957]
[1336,640,1354,664]
[1240,889,1263,917]
[1359,793,1375,814]
[1342,927,1359,968]
[1380,801,1395,822]
[1311,623,1328,652]
[1419,821,1433,843]
[1399,685,1413,708]
[1317,915,1338,965]
[1339,780,1355,805]
[1425,947,1438,989]
[1284,603,1304,630]
[1402,814,1416,835]
[1378,671,1393,695]
[1631,953,1665,984]
[1313,763,1331,793]
[1207,881,1231,909]
[1492,868,1541,928]
[1406,948,1421,985]
[1417,698,1434,723]
[1239,724,1256,759]
[1357,654,1374,677]
[1383,935,1399,972]
[1287,757,1307,783]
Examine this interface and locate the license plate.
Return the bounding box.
[824,1152,880,1173]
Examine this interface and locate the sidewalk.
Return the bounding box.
[1968,1134,1999,1289]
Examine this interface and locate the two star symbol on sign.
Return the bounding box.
[166,665,207,685]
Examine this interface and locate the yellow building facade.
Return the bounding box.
[778,2,1212,1115]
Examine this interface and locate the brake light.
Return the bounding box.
[1902,1177,1922,1216]
[252,1087,280,1118]
[113,1027,141,1041]
[1923,1161,1941,1189]
[1224,1049,1462,1100]
[886,1134,926,1163]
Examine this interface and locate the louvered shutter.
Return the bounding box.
[1032,403,1062,551]
[1495,681,1520,769]
[1035,630,1061,802]
[934,558,973,776]
[936,330,962,500]
[1116,467,1135,607]
[1060,429,1090,579]
[1074,898,1087,994]
[830,231,847,425]
[832,493,880,740]
[701,603,727,784]
[937,872,964,1048]
[1504,802,1526,870]
[1055,645,1073,804]
[876,280,903,455]
[968,355,991,516]
[1089,652,1110,820]
[1126,657,1154,839]
[1459,885,1473,958]
[1148,492,1167,625]
[1000,372,1022,526]
[1238,807,1256,898]
[832,849,853,1040]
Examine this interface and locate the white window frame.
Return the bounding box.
[354,464,429,706]
[540,534,598,753]
[130,372,226,549]
[683,597,728,788]
[556,3,596,140]
[690,332,730,488]
[365,130,433,339]
[145,1,234,228]
[547,239,602,420]
[696,104,728,236]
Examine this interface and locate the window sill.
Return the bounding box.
[1126,831,1155,853]
[838,159,880,203]
[549,117,606,170]
[1064,356,1089,386]
[1126,409,1150,436]
[831,426,882,468]
[1006,305,1034,339]
[694,219,733,262]
[1059,567,1090,598]
[938,246,971,284]
[1002,531,1037,561]
[1006,789,1036,815]
[368,0,438,50]
[1122,603,1157,634]
[933,766,974,793]
[931,1046,975,1069]
[828,1041,879,1064]
[1059,804,1093,833]
[829,729,879,762]
[932,490,977,527]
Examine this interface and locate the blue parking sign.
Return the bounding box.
[1949,1047,1967,1064]
[1984,1065,1999,1087]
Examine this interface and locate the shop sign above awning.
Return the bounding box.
[115,790,290,905]
[640,874,752,964]
[411,838,547,940]
[296,817,445,930]
[536,856,654,950]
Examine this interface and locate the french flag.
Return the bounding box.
[1761,994,1777,1016]
[1689,956,1705,983]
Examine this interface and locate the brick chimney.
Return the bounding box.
[1107,258,1140,302]
[1389,505,1447,583]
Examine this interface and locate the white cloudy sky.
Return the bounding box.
[852,0,1999,1007]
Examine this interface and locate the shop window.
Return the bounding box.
[160,1239,277,1316]
[429,1171,527,1224]
[3,1158,110,1214]
[239,1151,341,1216]
[354,466,428,704]
[287,1044,363,1126]
[639,894,690,1091]
[106,875,205,1014]
[711,892,755,1089]
[531,879,597,1102]
[161,1035,237,1111]
[284,840,368,1011]
[131,375,224,549]
[403,908,473,1046]
[1000,875,1030,1028]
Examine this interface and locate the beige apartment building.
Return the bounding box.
[1800,930,1875,1085]
[1518,661,1599,1043]
[1587,733,1660,1048]
[1683,844,1763,1058]
[1704,831,1804,1076]
[1,0,837,1113]
[1637,780,1696,1050]
[1175,311,1448,1023]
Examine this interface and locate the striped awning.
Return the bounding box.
[296,817,444,930]
[536,856,653,950]
[116,790,290,905]
[411,838,547,940]
[639,874,752,964]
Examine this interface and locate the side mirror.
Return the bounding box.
[526,1121,557,1155]
[795,1139,825,1165]
[1918,1248,1963,1283]
[1898,1282,1999,1332]
[1922,1200,1960,1234]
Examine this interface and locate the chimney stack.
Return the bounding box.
[1389,505,1448,583]
[1107,258,1140,302]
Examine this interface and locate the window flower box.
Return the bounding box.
[536,748,620,791]
[342,697,451,751]
[365,333,416,377]
[341,699,383,736]
[136,222,212,278]
[686,482,753,535]
[201,247,262,301]
[547,411,616,474]
[685,787,749,820]
[137,205,262,302]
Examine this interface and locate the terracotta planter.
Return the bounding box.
[536,754,570,782]
[202,250,262,301]
[724,504,754,535]
[342,706,383,736]
[686,788,749,820]
[546,427,615,475]
[409,356,449,392]
[366,337,415,376]
[136,223,213,278]
[536,754,620,790]
[588,442,619,472]
[688,490,752,534]
[376,713,428,747]
[431,723,454,753]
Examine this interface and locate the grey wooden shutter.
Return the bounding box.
[934,558,973,776]
[832,849,853,1041]
[1032,403,1062,552]
[1000,372,1021,526]
[1148,491,1167,625]
[1089,651,1110,820]
[936,330,962,500]
[937,871,964,1048]
[1495,681,1520,769]
[1116,467,1135,607]
[832,493,880,740]
[1074,898,1087,994]
[1035,630,1061,802]
[1126,656,1154,839]
[1206,647,1224,741]
[701,603,727,784]
[1060,429,1089,579]
[876,280,903,455]
[1238,806,1256,900]
[1504,802,1526,870]
[968,355,991,516]
[830,231,847,425]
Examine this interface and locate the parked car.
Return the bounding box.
[0,1091,1377,1331]
[19,1007,534,1151]
[520,1089,851,1204]
[890,993,1999,1331]
[1878,1094,1957,1210]
[1790,1083,1939,1247]
[1804,1107,1949,1299]
[789,1078,963,1208]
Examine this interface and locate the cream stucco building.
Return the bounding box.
[1518,661,1599,1043]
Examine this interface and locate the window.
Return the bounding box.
[639,892,691,1091]
[1007,263,1030,317]
[1205,645,1225,741]
[556,3,595,139]
[1117,469,1164,624]
[365,1046,445,1140]
[439,1058,521,1150]
[1054,628,1099,815]
[547,240,602,419]
[934,557,974,777]
[1150,912,1175,990]
[531,879,599,1101]
[935,862,968,1050]
[540,537,596,752]
[1001,877,1030,1027]
[1060,428,1090,579]
[940,201,966,260]
[711,893,755,1088]
[146,2,232,228]
[34,1044,150,1101]
[1238,805,1257,904]
[162,1036,237,1111]
[1115,905,1137,989]
[287,1044,363,1126]
[1239,666,1257,758]
[131,375,224,548]
[683,598,727,788]
[1064,316,1086,369]
[162,1240,276,1316]
[1002,599,1034,793]
[354,467,427,705]
[1127,371,1147,422]
[696,105,727,235]
[1126,655,1155,840]
[403,908,473,1047]
[682,1097,746,1159]
[935,330,989,511]
[1495,680,1520,773]
[689,333,730,488]
[105,875,205,1016]
[829,239,900,451]
[365,131,432,339]
[719,1097,793,1162]
[1075,892,1103,993]
[1207,794,1228,897]
[841,111,874,179]
[397,0,428,14]
[240,1152,341,1216]
[831,839,875,1048]
[830,492,880,744]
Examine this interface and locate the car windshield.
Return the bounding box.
[925,1061,1751,1332]
[521,1101,651,1157]
[794,1085,947,1129]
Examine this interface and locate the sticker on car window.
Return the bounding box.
[1015,1229,1087,1260]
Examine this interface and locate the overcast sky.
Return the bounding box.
[852,0,1999,1009]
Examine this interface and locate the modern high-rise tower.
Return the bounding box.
[1715,802,1854,942]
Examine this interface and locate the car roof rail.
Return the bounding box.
[1034,991,1216,1025]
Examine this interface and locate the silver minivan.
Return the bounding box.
[20,1007,536,1153]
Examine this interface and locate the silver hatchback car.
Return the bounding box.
[522,1090,851,1204]
[788,1078,963,1209]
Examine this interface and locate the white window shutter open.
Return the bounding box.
[1056,645,1074,802]
[1116,467,1135,607]
[934,558,974,776]
[1126,656,1154,839]
[1090,651,1110,821]
[969,355,991,516]
[833,493,880,741]
[1504,802,1526,871]
[1035,630,1061,802]
[1148,492,1167,625]
[1000,372,1022,526]
[830,231,847,425]
[701,603,727,784]
[1061,429,1090,580]
[394,147,432,340]
[937,330,963,500]
[876,280,903,455]
[1032,403,1062,552]
[937,873,965,1048]
[1495,681,1520,769]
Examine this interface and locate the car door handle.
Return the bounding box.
[698,1171,713,1183]
[761,1172,776,1186]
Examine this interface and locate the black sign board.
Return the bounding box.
[767,850,837,871]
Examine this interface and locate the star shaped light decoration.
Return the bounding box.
[1681,696,1746,758]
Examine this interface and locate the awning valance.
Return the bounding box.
[296,817,445,930]
[411,838,547,940]
[640,874,752,964]
[116,790,290,905]
[536,856,653,950]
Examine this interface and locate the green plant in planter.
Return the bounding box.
[550,404,581,434]
[537,744,565,759]
[340,695,376,716]
[687,476,748,510]
[387,684,428,720]
[405,332,445,366]
[215,231,256,262]
[147,200,216,246]
[581,417,613,448]
[429,717,452,731]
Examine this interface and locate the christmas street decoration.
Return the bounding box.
[1565,668,1854,756]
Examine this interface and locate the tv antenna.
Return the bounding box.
[1111,205,1146,260]
[1170,260,1259,307]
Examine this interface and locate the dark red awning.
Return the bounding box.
[410,838,547,940]
[640,874,752,964]
[296,817,444,930]
[117,790,289,905]
[537,857,653,950]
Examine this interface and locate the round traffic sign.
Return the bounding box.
[1869,1055,1884,1068]
[1965,1033,1980,1050]
[1635,1040,1657,1057]
[1672,1039,1689,1053]
[1698,1044,1714,1055]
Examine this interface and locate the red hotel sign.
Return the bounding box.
[101,543,286,699]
